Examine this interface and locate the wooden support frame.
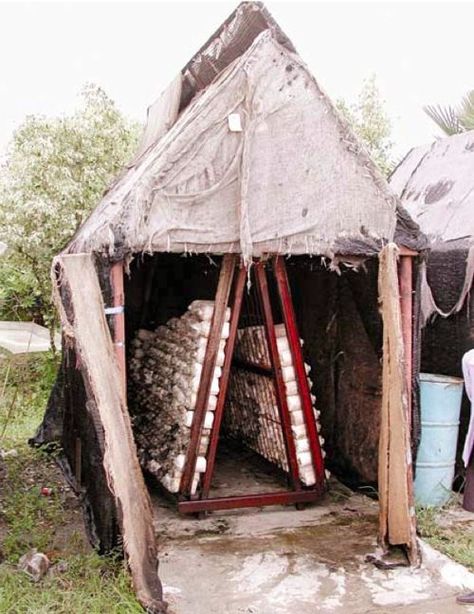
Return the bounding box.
[254,261,302,490]
[177,256,326,514]
[179,489,322,513]
[273,256,326,485]
[200,263,247,500]
[397,251,420,564]
[179,254,237,496]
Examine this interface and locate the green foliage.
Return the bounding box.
[337,75,394,177]
[423,104,461,137]
[0,352,59,448]
[424,90,474,136]
[0,84,140,330]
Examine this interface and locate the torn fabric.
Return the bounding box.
[66,32,398,262]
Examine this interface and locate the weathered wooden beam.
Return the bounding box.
[378,245,420,566]
[398,255,414,424]
[110,261,127,400]
[53,254,166,613]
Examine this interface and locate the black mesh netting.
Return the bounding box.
[421,241,473,478]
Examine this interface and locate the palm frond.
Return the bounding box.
[459,90,474,131]
[423,104,463,136]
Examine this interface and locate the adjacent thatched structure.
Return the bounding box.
[390,130,474,465]
[34,3,427,611]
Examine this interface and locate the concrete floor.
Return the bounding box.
[151,448,474,614]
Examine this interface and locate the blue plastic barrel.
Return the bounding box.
[414,372,464,507]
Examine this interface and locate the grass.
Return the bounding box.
[0,554,143,613]
[416,504,474,571]
[0,352,142,613]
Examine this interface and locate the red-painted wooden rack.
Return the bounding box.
[177,254,326,513]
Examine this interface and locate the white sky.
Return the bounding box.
[0,0,473,160]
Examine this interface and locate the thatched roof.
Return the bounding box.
[391,131,474,324]
[390,130,474,244]
[67,1,424,261]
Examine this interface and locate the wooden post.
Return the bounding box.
[179,254,237,497]
[200,264,247,499]
[56,254,165,611]
[379,245,420,565]
[274,256,325,487]
[398,255,414,422]
[255,261,301,491]
[110,262,127,399]
[398,251,421,565]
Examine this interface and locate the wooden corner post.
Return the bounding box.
[398,253,414,425]
[110,261,127,399]
[378,244,420,566]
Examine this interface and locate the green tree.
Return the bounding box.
[0,84,140,335]
[424,90,474,136]
[337,75,394,177]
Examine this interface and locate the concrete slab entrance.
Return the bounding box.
[151,469,474,614]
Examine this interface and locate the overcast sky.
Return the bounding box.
[1,0,473,160]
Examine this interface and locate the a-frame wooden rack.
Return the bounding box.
[177,254,326,514]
